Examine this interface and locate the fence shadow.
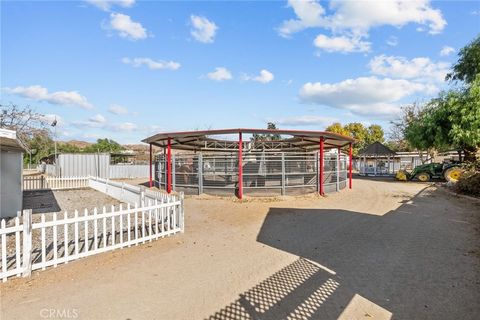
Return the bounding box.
[206,258,341,320]
[251,187,480,319]
[23,190,61,214]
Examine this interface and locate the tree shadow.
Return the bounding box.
[207,187,480,319]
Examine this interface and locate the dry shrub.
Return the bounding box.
[455,171,480,197]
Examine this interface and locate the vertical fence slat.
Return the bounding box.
[154,199,159,238]
[14,217,20,275]
[74,210,79,257]
[64,212,69,263]
[41,214,46,270]
[141,204,145,244]
[1,219,7,282]
[102,207,107,248]
[119,204,124,247]
[111,205,115,246]
[53,212,58,267]
[127,203,132,247]
[93,207,98,250]
[134,203,138,245]
[84,209,89,254]
[161,204,165,235]
[148,200,152,241]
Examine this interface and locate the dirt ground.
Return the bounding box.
[1,178,479,320]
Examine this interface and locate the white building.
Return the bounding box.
[0,129,28,218]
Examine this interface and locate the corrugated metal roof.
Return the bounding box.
[142,128,355,151]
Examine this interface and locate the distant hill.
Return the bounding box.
[58,140,92,149]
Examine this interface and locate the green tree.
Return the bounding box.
[84,138,125,153]
[446,35,480,84]
[366,125,385,145]
[251,122,281,142]
[325,122,349,136]
[403,34,480,163]
[325,122,385,155]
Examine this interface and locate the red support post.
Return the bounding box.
[167,137,172,194]
[349,142,353,189]
[319,137,324,195]
[149,143,153,188]
[338,146,341,172]
[238,132,243,199]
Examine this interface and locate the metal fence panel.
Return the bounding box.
[155,151,348,196]
[109,165,150,179]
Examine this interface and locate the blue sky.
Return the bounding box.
[1,0,479,144]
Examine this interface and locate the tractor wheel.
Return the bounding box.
[444,167,463,183]
[416,172,430,182]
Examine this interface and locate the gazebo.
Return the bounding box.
[357,142,397,176]
[143,128,355,198]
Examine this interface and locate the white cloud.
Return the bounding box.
[206,67,232,81]
[114,122,137,131]
[89,114,106,123]
[326,0,446,35]
[3,85,93,109]
[72,118,137,132]
[108,13,147,40]
[121,57,181,70]
[85,0,135,11]
[368,55,449,83]
[299,76,437,117]
[278,0,326,37]
[313,34,370,53]
[242,69,275,83]
[439,46,455,56]
[279,0,446,53]
[190,15,218,43]
[386,36,399,46]
[108,104,129,115]
[273,115,338,127]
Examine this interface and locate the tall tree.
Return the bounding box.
[446,35,480,84]
[403,35,480,163]
[325,122,349,136]
[251,122,282,142]
[84,138,125,153]
[366,125,385,144]
[325,122,385,155]
[0,104,50,141]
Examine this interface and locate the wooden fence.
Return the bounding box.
[0,194,184,282]
[23,176,89,191]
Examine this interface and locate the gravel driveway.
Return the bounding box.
[1,178,479,320]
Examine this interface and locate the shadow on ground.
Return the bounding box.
[23,190,61,214]
[207,187,480,320]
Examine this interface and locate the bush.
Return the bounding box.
[455,171,480,197]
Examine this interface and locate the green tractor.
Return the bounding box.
[395,162,463,182]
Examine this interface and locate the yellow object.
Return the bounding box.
[416,173,430,182]
[395,170,408,181]
[444,167,463,183]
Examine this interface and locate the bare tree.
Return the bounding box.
[0,103,51,140]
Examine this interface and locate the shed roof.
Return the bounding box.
[0,128,29,152]
[142,128,355,152]
[358,142,396,156]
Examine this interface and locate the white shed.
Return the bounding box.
[0,129,28,218]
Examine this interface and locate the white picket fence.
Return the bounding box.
[1,178,184,282]
[23,176,89,191]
